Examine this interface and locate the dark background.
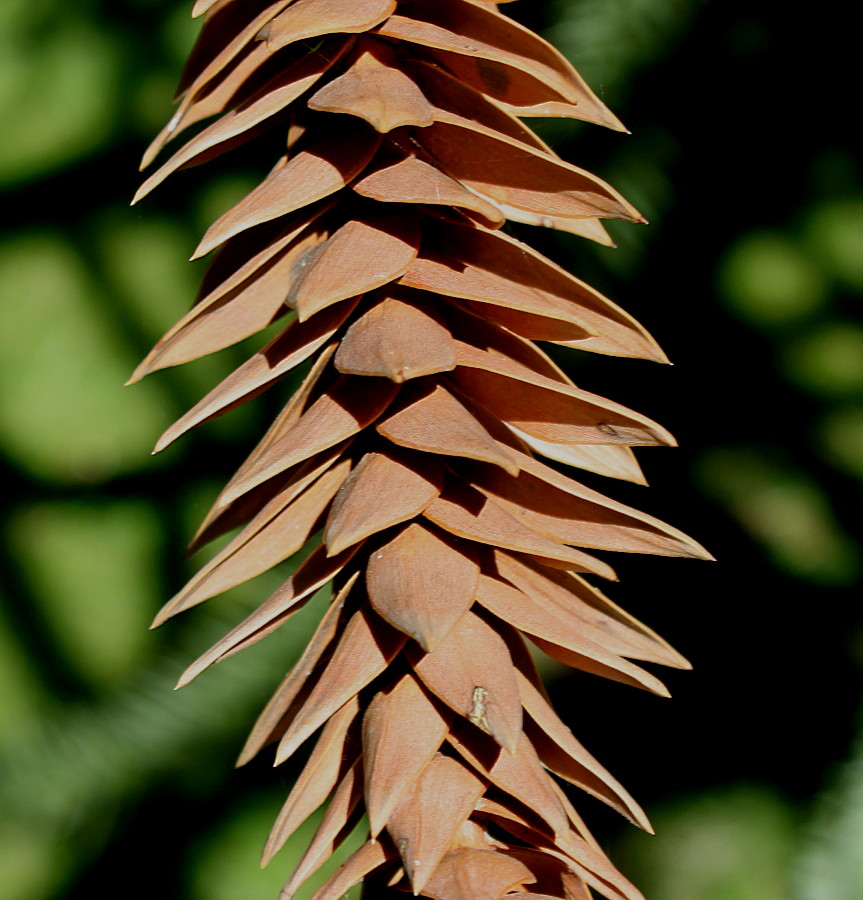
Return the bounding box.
[1,0,861,897]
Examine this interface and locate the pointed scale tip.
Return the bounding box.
[140,138,164,171]
[152,424,181,455]
[643,341,671,365]
[607,117,629,134]
[150,604,176,631]
[173,662,198,689]
[628,806,655,834]
[593,102,628,134]
[174,667,197,691]
[126,357,152,385]
[260,841,279,869]
[189,237,212,261]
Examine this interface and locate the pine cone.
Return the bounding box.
[133,1,711,897]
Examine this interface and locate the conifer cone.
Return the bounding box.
[134,1,711,897]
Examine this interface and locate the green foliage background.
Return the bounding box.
[1,0,861,897]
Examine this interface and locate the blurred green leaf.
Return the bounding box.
[782,322,863,397]
[0,605,44,735]
[718,233,829,328]
[695,448,859,585]
[620,785,797,900]
[804,197,863,292]
[0,822,70,900]
[0,232,169,482]
[817,407,863,482]
[0,21,119,185]
[8,502,160,686]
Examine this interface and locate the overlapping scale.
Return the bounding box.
[136,1,709,896]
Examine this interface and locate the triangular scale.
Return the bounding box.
[516,671,651,831]
[453,343,675,447]
[362,673,451,837]
[387,754,486,894]
[193,123,381,258]
[158,458,350,622]
[155,300,358,453]
[237,576,357,765]
[305,839,391,900]
[144,2,293,164]
[475,574,669,696]
[367,522,478,651]
[419,847,535,900]
[266,0,396,52]
[289,216,420,321]
[413,61,551,152]
[403,221,666,362]
[408,609,523,752]
[353,154,504,226]
[420,110,639,221]
[508,426,646,484]
[191,345,338,543]
[279,761,365,897]
[446,726,586,841]
[377,382,518,474]
[334,294,456,382]
[468,450,712,559]
[215,375,398,511]
[174,544,360,686]
[262,696,360,865]
[135,43,345,201]
[309,41,435,131]
[494,552,691,670]
[378,2,623,129]
[274,606,407,764]
[424,483,618,578]
[130,211,331,383]
[324,448,443,556]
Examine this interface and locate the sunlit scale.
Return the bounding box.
[134,0,712,896]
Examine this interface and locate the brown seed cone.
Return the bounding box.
[134,1,712,897]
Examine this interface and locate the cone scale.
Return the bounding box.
[135,2,710,897]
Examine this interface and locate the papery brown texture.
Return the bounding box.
[134,1,711,896]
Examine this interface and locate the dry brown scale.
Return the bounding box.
[133,1,712,897]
